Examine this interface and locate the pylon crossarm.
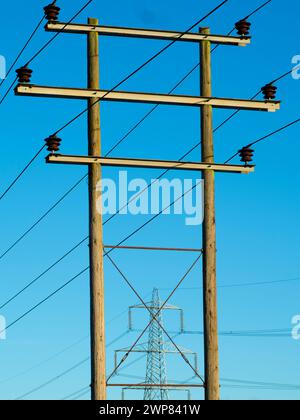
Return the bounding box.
[130,304,181,310]
[107,383,204,388]
[45,22,251,47]
[116,347,195,355]
[46,154,254,174]
[15,84,280,112]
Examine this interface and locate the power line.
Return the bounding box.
[71,389,90,400]
[4,85,294,309]
[0,1,228,253]
[0,144,45,203]
[0,335,88,385]
[131,327,291,338]
[0,1,276,312]
[224,115,300,164]
[0,1,95,106]
[13,331,129,400]
[0,296,146,387]
[0,183,199,341]
[0,14,45,91]
[181,329,291,338]
[1,181,200,312]
[244,0,273,19]
[61,386,90,401]
[0,0,269,246]
[160,275,300,290]
[15,358,89,400]
[0,173,87,261]
[104,0,273,156]
[0,0,95,199]
[26,1,95,67]
[52,1,229,136]
[221,377,300,390]
[0,236,88,311]
[0,267,89,336]
[103,182,201,259]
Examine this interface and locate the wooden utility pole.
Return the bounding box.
[87,17,106,400]
[200,27,220,401]
[15,17,280,401]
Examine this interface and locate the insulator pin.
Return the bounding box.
[235,19,251,36]
[261,83,277,100]
[239,147,254,165]
[44,3,60,22]
[16,66,32,83]
[45,135,61,152]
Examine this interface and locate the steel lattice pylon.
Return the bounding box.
[115,286,199,400]
[143,288,169,400]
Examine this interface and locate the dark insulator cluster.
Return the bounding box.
[261,83,277,100]
[44,3,60,22]
[235,19,251,36]
[239,147,254,165]
[45,135,61,152]
[16,66,32,83]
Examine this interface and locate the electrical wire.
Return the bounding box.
[0,298,143,387]
[244,0,273,19]
[2,0,291,400]
[13,330,129,400]
[0,144,45,202]
[52,1,229,136]
[0,0,95,200]
[224,115,300,163]
[0,236,88,311]
[0,267,89,337]
[0,173,87,261]
[26,1,95,67]
[0,0,277,317]
[0,0,270,254]
[0,1,95,106]
[0,1,228,259]
[0,335,88,385]
[105,0,273,156]
[160,275,300,291]
[61,386,90,401]
[221,377,300,390]
[15,358,89,400]
[0,13,45,90]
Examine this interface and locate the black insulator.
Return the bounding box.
[235,19,251,36]
[44,3,60,22]
[261,83,277,100]
[16,66,32,83]
[239,147,254,165]
[45,135,61,152]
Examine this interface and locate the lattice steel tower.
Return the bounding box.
[143,288,169,400]
[116,287,197,400]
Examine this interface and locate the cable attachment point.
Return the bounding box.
[261,83,277,100]
[16,66,33,84]
[44,3,60,22]
[235,19,251,36]
[239,146,254,165]
[45,135,61,153]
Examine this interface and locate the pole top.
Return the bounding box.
[88,17,99,25]
[199,27,210,33]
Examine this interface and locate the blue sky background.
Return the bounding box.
[0,0,300,400]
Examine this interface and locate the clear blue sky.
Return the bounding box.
[0,0,300,400]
